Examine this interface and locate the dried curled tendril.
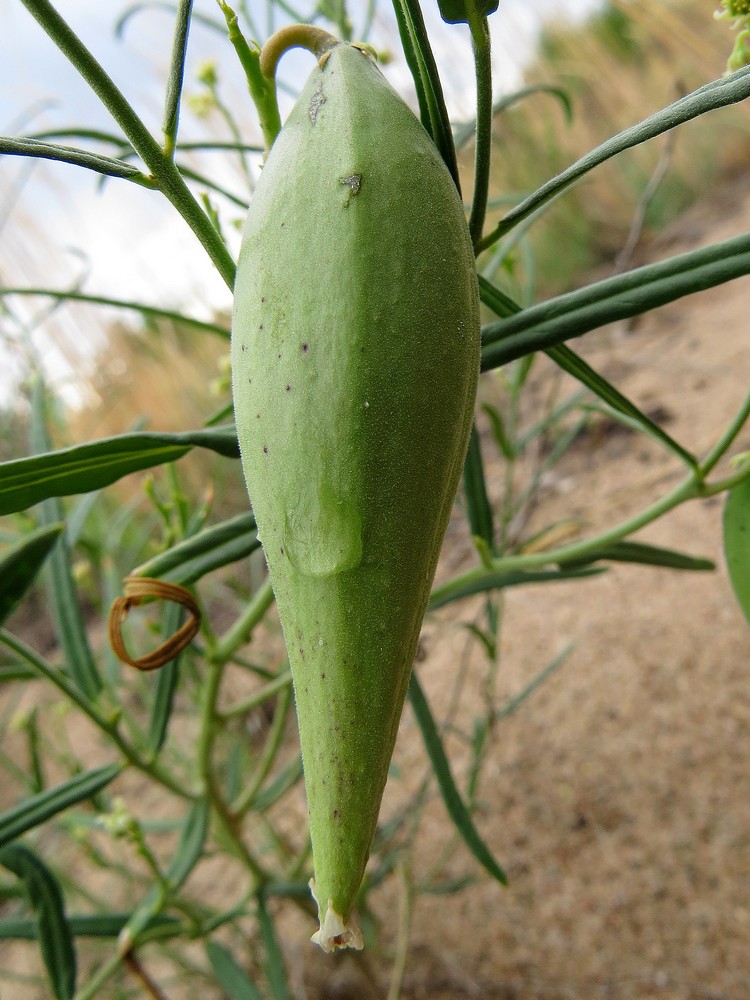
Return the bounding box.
[108,577,200,671]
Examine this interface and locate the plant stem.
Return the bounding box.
[73,949,124,1000]
[468,15,493,250]
[432,474,700,602]
[211,577,275,663]
[231,683,292,816]
[196,632,273,884]
[19,0,236,289]
[217,667,292,718]
[699,387,750,477]
[162,0,193,159]
[0,630,198,801]
[218,1,283,153]
[436,386,750,603]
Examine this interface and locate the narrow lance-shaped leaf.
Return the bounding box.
[0,912,181,941]
[0,135,153,185]
[205,940,265,1000]
[0,843,77,1000]
[146,604,182,757]
[162,0,193,155]
[391,0,459,185]
[407,672,507,884]
[480,231,750,369]
[559,540,714,572]
[1,286,229,338]
[0,523,63,627]
[723,472,750,625]
[484,63,750,244]
[0,425,239,516]
[478,275,699,467]
[429,566,603,611]
[30,379,102,700]
[462,425,495,550]
[0,763,122,851]
[454,83,572,152]
[256,893,292,1000]
[132,511,258,585]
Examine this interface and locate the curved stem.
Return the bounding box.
[430,474,701,606]
[468,15,493,250]
[435,386,750,605]
[259,24,340,80]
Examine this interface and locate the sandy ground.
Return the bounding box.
[2,183,750,999]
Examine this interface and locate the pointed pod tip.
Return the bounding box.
[309,879,364,952]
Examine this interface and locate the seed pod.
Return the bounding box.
[231,29,480,951]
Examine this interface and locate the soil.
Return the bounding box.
[2,182,750,1000]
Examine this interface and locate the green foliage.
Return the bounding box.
[0,0,748,996]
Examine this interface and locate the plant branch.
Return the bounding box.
[18,0,236,289]
[0,630,199,801]
[162,0,194,158]
[210,577,275,663]
[0,136,155,185]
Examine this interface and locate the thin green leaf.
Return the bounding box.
[250,755,304,813]
[723,472,750,624]
[0,663,38,682]
[20,0,236,288]
[133,512,258,585]
[256,893,291,1000]
[408,672,507,884]
[478,275,699,467]
[0,425,239,516]
[560,540,714,572]
[0,843,76,1000]
[120,800,209,950]
[547,343,698,469]
[31,380,102,701]
[462,425,495,550]
[0,912,181,940]
[0,523,63,626]
[480,231,750,369]
[0,763,121,851]
[0,136,154,185]
[495,644,572,720]
[0,286,230,338]
[480,403,515,461]
[429,566,602,611]
[166,799,210,888]
[391,0,459,186]
[483,64,750,245]
[206,940,264,1000]
[146,609,182,757]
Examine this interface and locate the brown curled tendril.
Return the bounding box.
[108,576,200,671]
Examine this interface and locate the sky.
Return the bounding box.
[0,0,603,406]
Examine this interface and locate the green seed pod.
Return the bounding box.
[231,28,480,951]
